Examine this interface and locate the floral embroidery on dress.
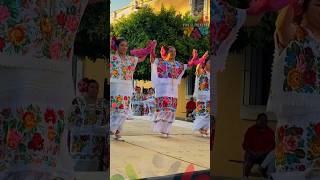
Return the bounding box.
[275,125,306,172]
[70,134,91,159]
[155,97,177,112]
[195,101,210,116]
[156,59,184,79]
[211,0,239,56]
[198,74,209,91]
[110,95,131,113]
[68,97,107,161]
[0,0,86,60]
[1,105,65,168]
[306,122,320,168]
[70,133,106,161]
[283,26,320,93]
[110,55,138,80]
[69,98,107,126]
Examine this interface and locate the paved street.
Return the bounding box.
[110,116,210,179]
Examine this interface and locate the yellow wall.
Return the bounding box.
[112,0,210,23]
[134,78,188,119]
[176,78,188,119]
[83,58,108,98]
[211,54,277,177]
[149,0,191,13]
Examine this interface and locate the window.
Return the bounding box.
[242,47,272,106]
[72,56,84,96]
[192,0,204,16]
[186,75,195,98]
[240,47,274,120]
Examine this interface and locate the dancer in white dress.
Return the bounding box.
[266,0,320,178]
[110,38,156,141]
[150,46,191,138]
[68,79,107,171]
[0,0,103,179]
[192,53,210,137]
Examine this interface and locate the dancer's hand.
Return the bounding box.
[192,49,198,60]
[150,40,157,60]
[201,51,209,62]
[276,4,295,49]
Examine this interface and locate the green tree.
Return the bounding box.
[74,1,109,60]
[111,7,209,80]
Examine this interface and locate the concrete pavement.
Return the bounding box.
[110,116,210,179]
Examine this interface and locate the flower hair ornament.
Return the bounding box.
[160,46,176,61]
[160,46,168,59]
[77,78,89,93]
[110,36,117,51]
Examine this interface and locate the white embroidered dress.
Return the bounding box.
[110,54,138,132]
[68,97,107,171]
[267,26,320,174]
[0,0,88,179]
[193,66,210,131]
[151,58,187,134]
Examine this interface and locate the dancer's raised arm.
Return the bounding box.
[188,49,209,69]
[276,5,296,49]
[130,40,157,63]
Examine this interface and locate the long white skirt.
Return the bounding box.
[193,115,210,131]
[153,111,175,134]
[0,66,75,180]
[110,80,132,132]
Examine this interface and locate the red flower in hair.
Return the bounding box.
[111,36,117,51]
[78,79,88,93]
[160,46,167,59]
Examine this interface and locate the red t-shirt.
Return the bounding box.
[186,101,196,111]
[242,125,275,153]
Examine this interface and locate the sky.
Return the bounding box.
[110,0,131,12]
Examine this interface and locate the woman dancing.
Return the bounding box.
[150,46,193,138]
[192,50,210,137]
[110,37,156,141]
[266,0,320,178]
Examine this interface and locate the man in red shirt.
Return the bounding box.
[186,97,196,118]
[242,113,275,178]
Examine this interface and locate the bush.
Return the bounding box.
[111,7,209,80]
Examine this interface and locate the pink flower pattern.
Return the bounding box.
[0,5,10,23]
[156,59,184,79]
[1,105,65,168]
[155,97,177,112]
[110,55,138,80]
[0,1,86,60]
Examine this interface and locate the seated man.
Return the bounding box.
[186,97,196,118]
[242,113,275,179]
